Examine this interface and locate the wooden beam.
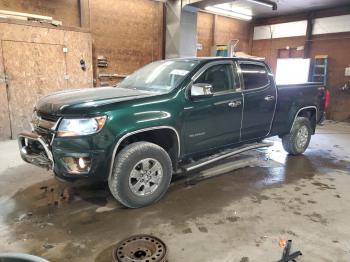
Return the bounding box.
[78,0,90,29]
[0,10,52,21]
[212,14,217,47]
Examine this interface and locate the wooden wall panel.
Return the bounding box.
[0,0,80,27]
[90,0,164,86]
[215,15,252,53]
[0,40,11,140]
[0,22,93,139]
[0,22,66,45]
[64,31,93,88]
[197,12,214,57]
[197,12,252,57]
[2,41,67,136]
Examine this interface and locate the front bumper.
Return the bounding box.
[18,131,113,182]
[18,132,53,170]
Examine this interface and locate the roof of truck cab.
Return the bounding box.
[166,57,266,63]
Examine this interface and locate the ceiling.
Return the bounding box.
[198,0,350,18]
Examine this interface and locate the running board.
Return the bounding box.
[183,141,273,172]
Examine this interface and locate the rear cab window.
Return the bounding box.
[239,62,270,90]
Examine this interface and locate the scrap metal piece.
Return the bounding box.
[278,251,302,262]
[278,240,302,262]
[113,234,167,262]
[282,240,292,258]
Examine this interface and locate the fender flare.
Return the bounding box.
[108,126,180,178]
[290,106,318,132]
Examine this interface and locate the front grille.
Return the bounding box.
[34,127,54,145]
[38,112,60,122]
[33,111,60,131]
[32,111,60,144]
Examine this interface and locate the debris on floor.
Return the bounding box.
[278,240,302,262]
[113,235,167,262]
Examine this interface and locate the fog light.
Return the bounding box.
[62,157,91,174]
[78,157,86,169]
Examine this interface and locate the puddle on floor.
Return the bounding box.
[1,141,349,261]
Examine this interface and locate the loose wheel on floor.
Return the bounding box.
[108,142,172,208]
[282,116,312,155]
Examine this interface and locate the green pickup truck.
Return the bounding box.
[18,57,328,208]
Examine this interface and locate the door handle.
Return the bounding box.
[264,95,275,102]
[228,100,242,108]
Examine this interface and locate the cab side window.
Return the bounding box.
[240,63,269,90]
[195,64,235,93]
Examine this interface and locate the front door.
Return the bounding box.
[239,62,277,141]
[183,61,243,155]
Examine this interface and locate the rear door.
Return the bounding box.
[183,61,243,155]
[239,61,277,141]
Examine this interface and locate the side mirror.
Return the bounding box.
[190,83,213,98]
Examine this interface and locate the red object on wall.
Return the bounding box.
[325,89,330,109]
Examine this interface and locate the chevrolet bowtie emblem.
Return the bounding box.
[32,115,41,128]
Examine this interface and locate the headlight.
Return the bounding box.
[57,116,107,137]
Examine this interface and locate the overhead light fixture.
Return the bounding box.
[205,6,252,21]
[246,0,278,10]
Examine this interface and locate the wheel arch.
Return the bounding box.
[290,106,318,134]
[109,126,180,178]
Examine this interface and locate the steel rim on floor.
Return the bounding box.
[113,234,167,262]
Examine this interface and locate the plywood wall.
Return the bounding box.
[0,40,11,140]
[0,0,80,27]
[0,22,93,139]
[90,0,164,86]
[197,12,252,57]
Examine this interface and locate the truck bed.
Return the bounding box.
[271,82,327,136]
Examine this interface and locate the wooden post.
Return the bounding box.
[78,0,90,29]
[212,14,217,47]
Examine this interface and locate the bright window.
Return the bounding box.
[275,58,311,85]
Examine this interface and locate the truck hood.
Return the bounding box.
[36,87,156,115]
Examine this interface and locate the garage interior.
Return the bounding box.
[0,0,350,261]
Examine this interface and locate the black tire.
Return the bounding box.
[282,117,312,155]
[108,142,172,208]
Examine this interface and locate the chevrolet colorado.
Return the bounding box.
[18,57,328,208]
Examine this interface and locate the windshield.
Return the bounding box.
[117,60,199,93]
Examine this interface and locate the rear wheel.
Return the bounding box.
[282,117,312,155]
[108,142,172,208]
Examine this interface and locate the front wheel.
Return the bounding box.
[282,117,312,155]
[108,142,172,208]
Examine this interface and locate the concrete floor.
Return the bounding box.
[0,121,350,262]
